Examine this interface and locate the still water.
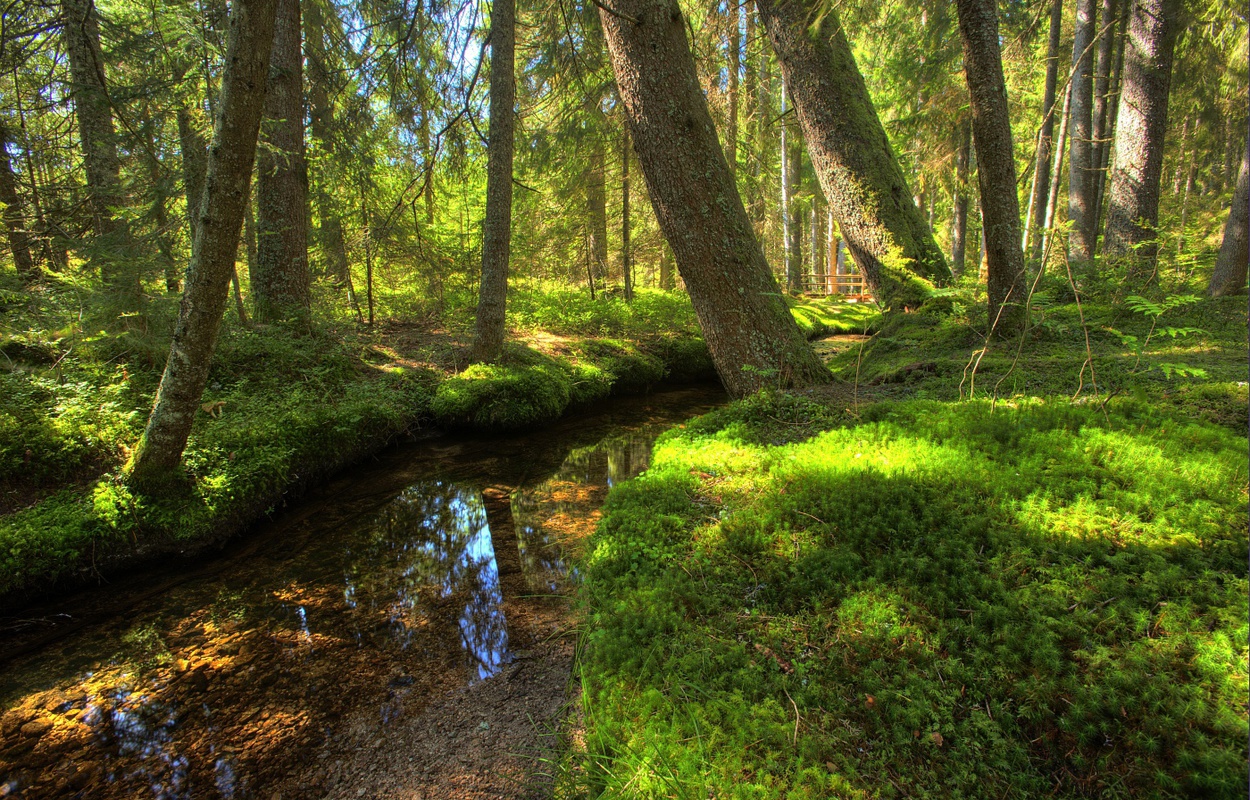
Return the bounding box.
[0,387,724,798]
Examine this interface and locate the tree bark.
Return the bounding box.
[127,0,278,489]
[0,125,35,280]
[1102,0,1182,282]
[596,0,829,396]
[755,0,949,308]
[1066,0,1097,264]
[469,0,516,363]
[1094,0,1129,230]
[177,105,209,245]
[253,0,310,323]
[62,0,137,303]
[954,0,1027,335]
[1025,0,1062,264]
[1208,142,1248,297]
[304,0,350,285]
[951,117,971,276]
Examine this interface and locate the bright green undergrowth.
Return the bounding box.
[786,296,881,338]
[572,394,1248,799]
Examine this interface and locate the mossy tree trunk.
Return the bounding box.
[596,0,829,396]
[1102,0,1182,283]
[127,0,278,490]
[1208,142,1248,297]
[955,0,1027,335]
[469,0,516,363]
[253,0,310,323]
[755,0,949,309]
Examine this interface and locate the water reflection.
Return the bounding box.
[343,481,508,680]
[513,430,659,592]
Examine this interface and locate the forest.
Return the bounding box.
[0,0,1246,794]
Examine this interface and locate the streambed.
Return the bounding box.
[0,387,724,799]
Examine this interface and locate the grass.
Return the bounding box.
[564,274,1249,799]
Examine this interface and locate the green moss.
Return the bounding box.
[569,396,1249,798]
[432,355,573,432]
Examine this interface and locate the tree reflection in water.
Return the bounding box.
[343,481,508,680]
[513,430,657,592]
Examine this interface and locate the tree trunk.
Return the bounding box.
[62,0,137,303]
[659,242,674,289]
[304,0,350,285]
[622,127,633,301]
[955,0,1027,335]
[253,0,311,323]
[1089,0,1117,248]
[140,107,181,294]
[782,91,803,293]
[1066,0,1097,265]
[755,0,949,308]
[586,138,608,284]
[1177,147,1196,254]
[127,0,279,489]
[1094,0,1129,229]
[1102,0,1182,282]
[469,0,516,363]
[0,125,35,280]
[1041,82,1072,268]
[780,83,793,288]
[726,3,740,178]
[951,118,971,276]
[1208,142,1248,297]
[177,105,209,245]
[596,0,829,396]
[743,7,758,215]
[1025,0,1062,264]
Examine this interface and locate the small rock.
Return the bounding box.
[20,720,52,739]
[174,658,192,673]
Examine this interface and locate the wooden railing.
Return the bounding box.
[801,271,873,301]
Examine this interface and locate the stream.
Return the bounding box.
[0,386,725,799]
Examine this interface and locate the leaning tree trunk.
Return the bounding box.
[0,125,35,280]
[1102,0,1182,283]
[1025,0,1062,264]
[469,0,516,363]
[755,0,949,309]
[127,0,279,490]
[62,0,137,304]
[596,0,829,396]
[955,0,1027,335]
[253,0,310,323]
[1066,0,1097,265]
[1208,142,1248,297]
